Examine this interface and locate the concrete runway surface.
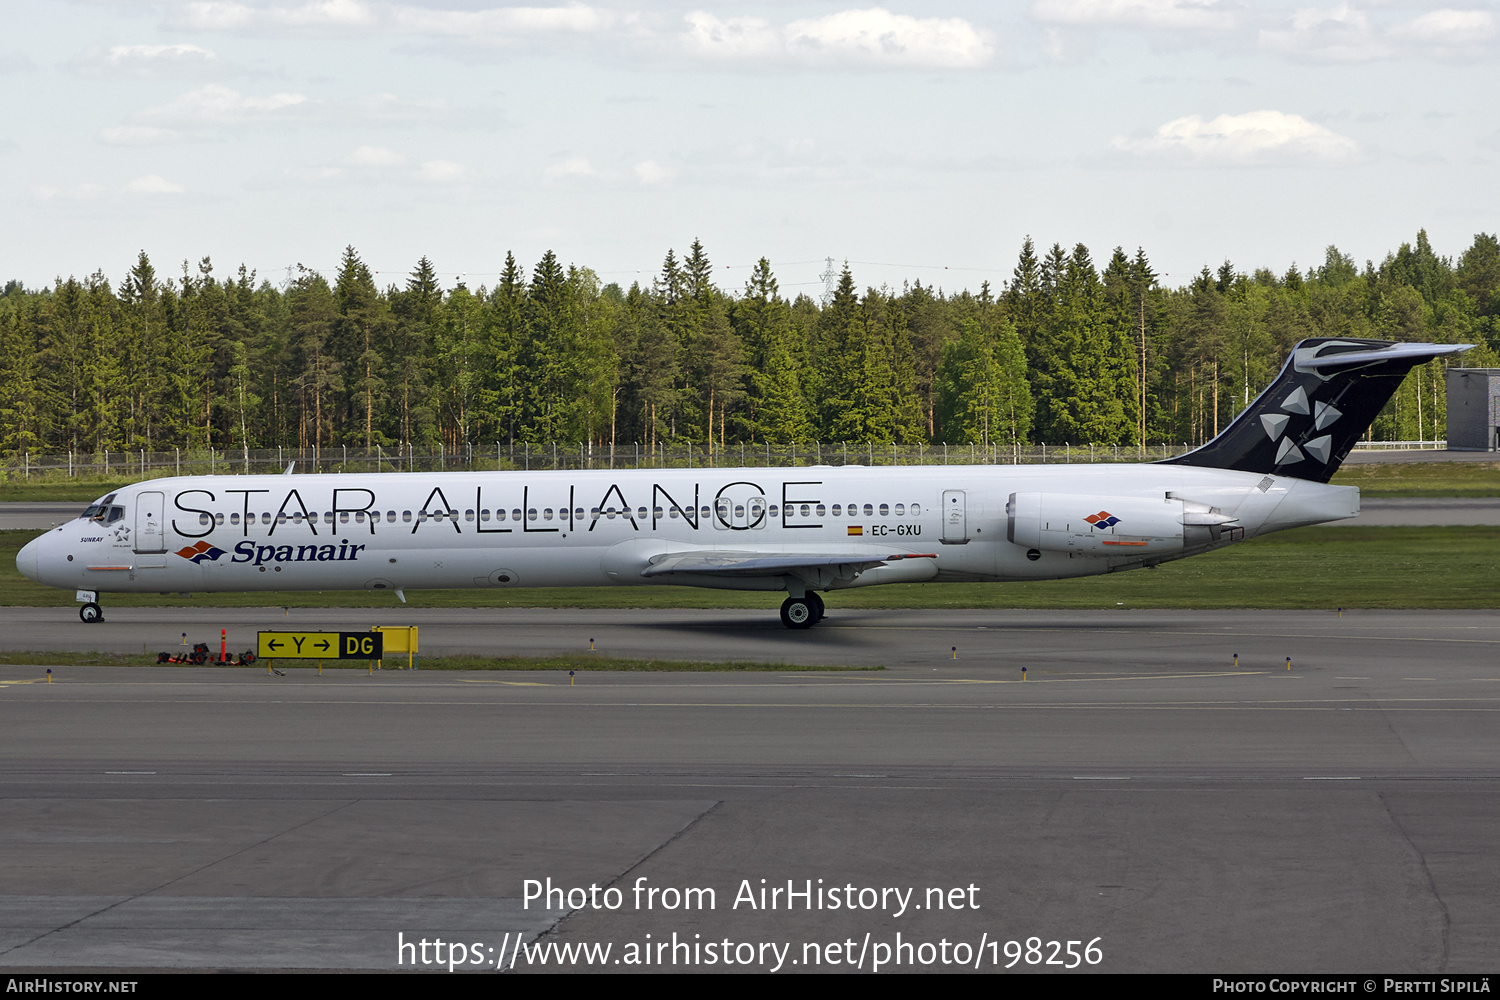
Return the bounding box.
[0,606,1497,974]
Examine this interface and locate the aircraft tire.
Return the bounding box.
[79,603,103,624]
[780,597,816,630]
[808,592,825,622]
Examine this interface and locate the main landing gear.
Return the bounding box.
[80,602,103,624]
[779,592,825,630]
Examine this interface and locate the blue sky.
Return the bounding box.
[3,1,1497,293]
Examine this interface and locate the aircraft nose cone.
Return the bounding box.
[17,536,40,583]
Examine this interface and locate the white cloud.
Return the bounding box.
[1112,110,1359,163]
[392,3,618,36]
[545,156,597,178]
[1394,8,1495,43]
[127,175,187,194]
[98,126,180,146]
[1032,0,1234,30]
[350,145,404,166]
[177,0,614,40]
[0,51,38,74]
[1260,5,1391,61]
[73,43,218,78]
[419,160,469,183]
[178,0,377,31]
[634,160,670,184]
[139,84,310,125]
[685,7,993,68]
[34,183,105,202]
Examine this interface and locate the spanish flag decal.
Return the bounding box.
[847,525,864,536]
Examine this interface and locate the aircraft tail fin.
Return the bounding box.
[1163,338,1470,483]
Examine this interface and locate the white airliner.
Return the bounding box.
[16,338,1466,628]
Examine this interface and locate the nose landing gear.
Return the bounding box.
[79,602,103,624]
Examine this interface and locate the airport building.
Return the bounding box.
[1445,368,1500,451]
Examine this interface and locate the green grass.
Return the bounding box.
[3,525,1495,611]
[1331,461,1500,496]
[0,477,144,502]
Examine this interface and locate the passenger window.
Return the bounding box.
[543,508,554,520]
[214,513,225,526]
[496,509,506,521]
[895,504,904,516]
[832,504,842,516]
[402,511,412,523]
[863,504,873,517]
[911,503,921,515]
[465,510,475,522]
[230,513,240,525]
[480,509,490,522]
[512,509,522,521]
[636,507,646,520]
[386,511,396,522]
[879,504,889,517]
[815,504,826,517]
[199,513,210,526]
[527,509,538,521]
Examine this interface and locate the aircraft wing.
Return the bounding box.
[639,549,937,578]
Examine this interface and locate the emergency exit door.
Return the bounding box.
[941,490,968,544]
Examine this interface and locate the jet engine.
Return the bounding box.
[1006,492,1240,557]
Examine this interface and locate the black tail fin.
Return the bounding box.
[1164,338,1470,483]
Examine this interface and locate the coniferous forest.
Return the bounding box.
[1,231,1497,463]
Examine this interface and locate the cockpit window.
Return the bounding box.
[81,493,118,522]
[104,506,124,524]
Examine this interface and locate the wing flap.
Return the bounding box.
[639,550,936,578]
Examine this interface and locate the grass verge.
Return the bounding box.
[1330,461,1500,496]
[2,525,1496,611]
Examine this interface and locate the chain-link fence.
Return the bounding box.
[0,438,1445,481]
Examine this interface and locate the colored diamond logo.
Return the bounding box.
[1084,511,1120,529]
[175,540,226,563]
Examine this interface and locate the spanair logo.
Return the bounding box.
[1085,511,1120,529]
[176,541,227,563]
